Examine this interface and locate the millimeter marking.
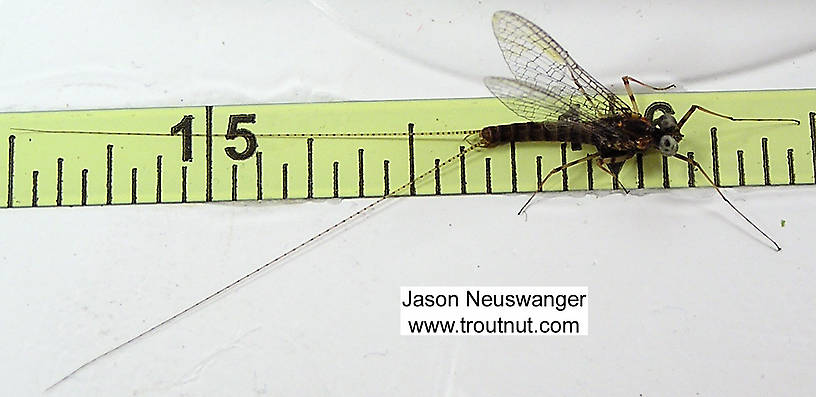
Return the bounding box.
[485,157,493,194]
[131,168,137,204]
[56,158,63,206]
[181,166,188,203]
[710,127,721,186]
[687,152,696,187]
[205,106,213,202]
[383,159,390,196]
[459,146,467,194]
[81,169,88,206]
[762,137,771,186]
[810,112,816,183]
[7,135,14,207]
[281,163,289,199]
[307,138,314,199]
[31,170,38,207]
[560,142,568,191]
[408,123,416,196]
[357,148,364,197]
[256,152,263,200]
[156,155,163,203]
[635,153,644,189]
[510,140,518,192]
[332,161,339,198]
[106,145,113,205]
[434,159,441,195]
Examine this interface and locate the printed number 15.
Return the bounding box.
[170,113,258,162]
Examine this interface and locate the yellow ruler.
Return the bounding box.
[1,89,814,209]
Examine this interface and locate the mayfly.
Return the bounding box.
[480,10,798,249]
[46,10,798,390]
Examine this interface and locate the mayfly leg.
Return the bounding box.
[518,152,600,215]
[596,158,631,194]
[676,105,800,129]
[621,76,676,114]
[46,141,482,391]
[673,153,781,251]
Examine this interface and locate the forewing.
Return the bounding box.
[490,10,632,118]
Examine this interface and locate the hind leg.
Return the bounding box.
[517,152,600,215]
[597,154,633,193]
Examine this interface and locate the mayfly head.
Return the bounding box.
[644,101,683,157]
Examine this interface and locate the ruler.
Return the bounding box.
[2,89,814,209]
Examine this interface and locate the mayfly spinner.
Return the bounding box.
[47,10,799,390]
[480,10,798,250]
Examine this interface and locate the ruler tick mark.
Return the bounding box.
[81,169,88,206]
[357,148,364,198]
[231,164,238,201]
[662,155,670,188]
[710,127,720,186]
[332,161,339,198]
[7,135,14,207]
[686,152,696,187]
[31,170,38,207]
[383,159,390,196]
[282,163,289,199]
[307,138,314,199]
[737,150,746,186]
[560,142,568,191]
[205,106,213,202]
[131,168,138,204]
[408,123,416,196]
[635,152,643,189]
[536,155,542,192]
[434,158,441,195]
[510,140,517,192]
[485,157,492,194]
[256,152,263,200]
[787,148,795,185]
[810,112,816,183]
[587,157,594,190]
[181,166,188,203]
[106,145,113,205]
[56,158,63,206]
[156,155,162,203]
[459,146,467,194]
[762,137,770,185]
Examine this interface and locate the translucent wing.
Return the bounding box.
[484,76,590,122]
[489,10,632,120]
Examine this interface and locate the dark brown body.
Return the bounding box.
[480,114,656,159]
[481,121,595,146]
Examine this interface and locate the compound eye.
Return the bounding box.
[656,114,678,131]
[659,135,678,157]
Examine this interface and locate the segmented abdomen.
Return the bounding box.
[480,121,595,146]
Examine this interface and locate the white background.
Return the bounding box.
[2,1,816,396]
